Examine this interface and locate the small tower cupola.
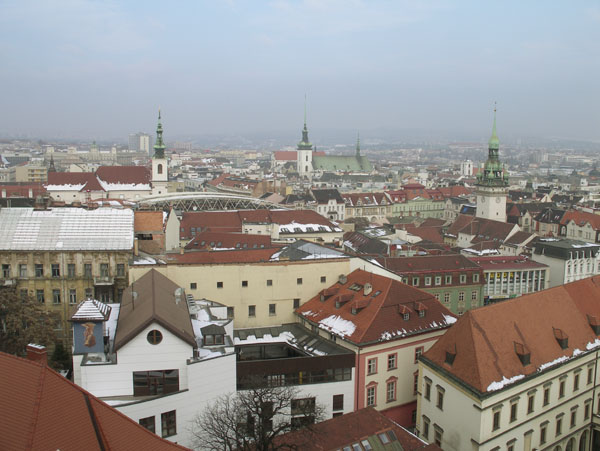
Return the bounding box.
[153,110,166,159]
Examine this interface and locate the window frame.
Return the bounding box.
[161,410,177,438]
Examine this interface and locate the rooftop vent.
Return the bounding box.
[338,274,347,285]
[514,342,531,366]
[364,282,373,296]
[553,327,569,350]
[334,293,353,309]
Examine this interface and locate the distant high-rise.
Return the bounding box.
[128,132,153,154]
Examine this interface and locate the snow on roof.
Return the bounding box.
[0,208,133,251]
[71,299,112,321]
[44,184,86,191]
[97,180,151,191]
[318,315,357,338]
[279,221,342,234]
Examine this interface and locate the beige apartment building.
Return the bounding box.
[15,164,48,183]
[0,208,133,343]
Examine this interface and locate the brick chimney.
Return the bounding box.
[26,344,47,366]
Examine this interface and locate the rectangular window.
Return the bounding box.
[559,380,565,398]
[117,263,125,277]
[291,397,316,416]
[471,290,477,300]
[588,367,594,385]
[543,386,550,406]
[424,379,431,400]
[445,275,452,284]
[35,264,43,277]
[297,277,303,285]
[415,346,424,363]
[51,264,60,277]
[227,307,234,318]
[65,263,75,278]
[19,264,27,278]
[412,277,419,286]
[473,273,480,283]
[269,303,276,316]
[100,263,109,277]
[248,305,256,317]
[133,370,179,396]
[266,279,273,286]
[527,393,535,414]
[585,402,591,420]
[52,289,61,304]
[366,386,376,406]
[510,402,517,422]
[367,358,377,375]
[434,426,443,446]
[444,292,450,304]
[190,282,197,289]
[413,372,419,395]
[69,289,77,305]
[332,394,344,411]
[84,263,92,277]
[139,416,155,433]
[492,410,500,431]
[458,291,465,301]
[1,264,10,278]
[217,281,223,288]
[422,416,430,440]
[574,373,580,391]
[321,276,327,283]
[436,387,444,410]
[556,416,562,436]
[388,353,397,370]
[293,298,300,309]
[435,276,442,286]
[242,280,248,287]
[387,380,396,402]
[570,410,576,428]
[425,276,432,286]
[36,289,44,303]
[161,410,177,438]
[540,424,547,444]
[459,274,466,284]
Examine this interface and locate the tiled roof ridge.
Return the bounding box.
[25,359,46,450]
[83,392,107,448]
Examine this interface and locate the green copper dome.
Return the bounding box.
[476,106,508,188]
[488,109,499,151]
[153,109,166,159]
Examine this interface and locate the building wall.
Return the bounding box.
[476,187,508,223]
[418,352,597,451]
[0,250,130,342]
[531,252,600,288]
[483,267,549,301]
[15,165,47,183]
[129,259,354,328]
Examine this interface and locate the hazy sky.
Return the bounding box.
[1,0,599,142]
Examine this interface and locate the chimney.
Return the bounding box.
[26,344,47,366]
[364,282,372,296]
[338,274,347,285]
[134,237,139,256]
[180,245,185,255]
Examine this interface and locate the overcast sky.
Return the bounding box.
[1,0,599,142]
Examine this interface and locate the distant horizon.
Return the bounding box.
[1,1,598,142]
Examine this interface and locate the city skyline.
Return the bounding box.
[1,1,599,142]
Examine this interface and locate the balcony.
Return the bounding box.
[93,276,114,286]
[0,278,16,287]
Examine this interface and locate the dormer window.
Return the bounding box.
[204,334,224,346]
[514,342,531,366]
[553,328,569,350]
[404,313,410,321]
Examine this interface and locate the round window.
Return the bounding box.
[147,330,163,345]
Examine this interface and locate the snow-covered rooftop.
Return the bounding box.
[0,208,134,251]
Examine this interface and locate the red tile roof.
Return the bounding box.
[134,211,165,233]
[273,150,297,161]
[437,186,473,198]
[343,192,391,207]
[377,254,481,274]
[166,247,280,264]
[274,407,440,450]
[466,255,548,270]
[561,210,600,229]
[96,165,151,185]
[0,351,188,450]
[184,231,272,250]
[422,276,600,394]
[0,183,47,197]
[296,269,456,345]
[46,172,105,192]
[402,225,445,244]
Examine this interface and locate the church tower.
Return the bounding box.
[297,97,314,179]
[151,110,168,196]
[475,106,509,222]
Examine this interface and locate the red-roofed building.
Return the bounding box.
[417,276,600,451]
[0,345,188,450]
[343,192,393,222]
[296,269,456,427]
[184,231,272,251]
[561,210,600,243]
[0,182,47,199]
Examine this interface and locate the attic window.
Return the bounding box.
[348,283,363,292]
[204,334,224,346]
[514,342,531,366]
[444,346,456,366]
[588,315,600,335]
[553,328,569,350]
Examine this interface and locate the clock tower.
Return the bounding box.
[151,110,168,196]
[475,106,509,222]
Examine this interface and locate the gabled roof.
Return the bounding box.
[71,299,112,322]
[0,182,47,198]
[534,207,566,224]
[273,150,297,161]
[343,192,391,207]
[115,270,196,351]
[422,276,600,396]
[402,224,445,244]
[275,407,440,450]
[447,215,517,243]
[437,185,473,198]
[46,172,104,192]
[343,231,388,255]
[0,351,188,450]
[311,188,344,204]
[184,231,271,250]
[166,247,279,265]
[296,269,456,345]
[466,256,548,271]
[561,210,600,229]
[96,165,151,187]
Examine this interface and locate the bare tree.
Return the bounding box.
[0,287,57,356]
[190,381,324,451]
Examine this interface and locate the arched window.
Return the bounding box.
[157,164,163,174]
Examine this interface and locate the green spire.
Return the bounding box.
[153,109,166,159]
[488,103,499,152]
[356,132,360,156]
[298,95,313,151]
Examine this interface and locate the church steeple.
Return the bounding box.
[355,132,361,157]
[153,109,166,159]
[297,95,313,151]
[48,154,56,172]
[476,104,508,188]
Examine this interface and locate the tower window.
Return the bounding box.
[157,164,163,174]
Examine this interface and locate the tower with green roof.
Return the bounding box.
[475,106,509,222]
[151,110,168,195]
[297,96,314,179]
